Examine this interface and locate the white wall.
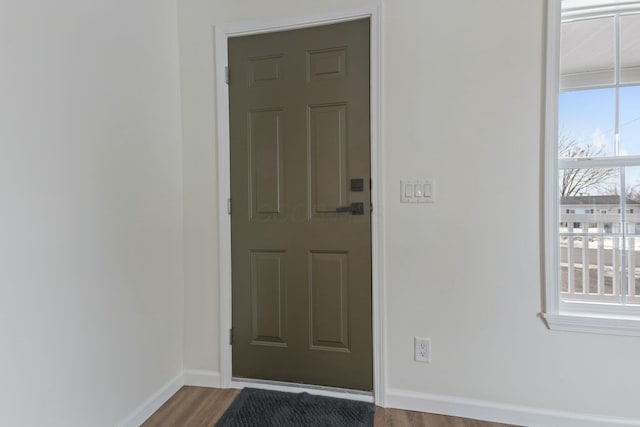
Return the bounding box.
[0,1,184,426]
[177,0,640,422]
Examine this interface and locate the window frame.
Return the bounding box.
[543,0,640,336]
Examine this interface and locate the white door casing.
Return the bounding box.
[214,1,386,405]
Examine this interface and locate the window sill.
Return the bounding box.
[542,311,640,336]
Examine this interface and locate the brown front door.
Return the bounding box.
[229,18,372,391]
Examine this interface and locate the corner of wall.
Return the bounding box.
[117,370,223,427]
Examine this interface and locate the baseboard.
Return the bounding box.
[119,373,639,427]
[183,369,222,388]
[385,388,640,427]
[117,370,222,427]
[117,373,184,427]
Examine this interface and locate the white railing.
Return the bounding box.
[560,211,640,304]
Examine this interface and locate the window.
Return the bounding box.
[544,0,640,335]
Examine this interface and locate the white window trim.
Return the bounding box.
[542,0,640,336]
[563,0,640,18]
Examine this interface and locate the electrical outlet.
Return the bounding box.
[414,337,431,363]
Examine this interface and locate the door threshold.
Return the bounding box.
[230,377,374,403]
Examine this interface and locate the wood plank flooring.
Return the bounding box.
[142,387,514,427]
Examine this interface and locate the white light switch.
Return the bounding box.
[404,183,413,198]
[401,179,435,203]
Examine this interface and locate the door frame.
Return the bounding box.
[214,1,385,405]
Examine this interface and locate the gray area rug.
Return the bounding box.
[215,388,374,427]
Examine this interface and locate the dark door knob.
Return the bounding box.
[336,202,364,215]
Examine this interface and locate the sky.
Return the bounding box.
[559,86,640,157]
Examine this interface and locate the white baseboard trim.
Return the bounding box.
[117,373,184,427]
[119,374,639,427]
[117,370,222,427]
[385,388,640,427]
[183,369,222,388]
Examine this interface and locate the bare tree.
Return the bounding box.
[559,134,615,197]
[604,183,640,202]
[627,185,640,202]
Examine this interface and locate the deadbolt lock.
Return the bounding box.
[350,178,364,192]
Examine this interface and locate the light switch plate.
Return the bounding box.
[401,179,435,203]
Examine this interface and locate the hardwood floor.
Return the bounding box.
[142,387,240,427]
[374,407,513,427]
[142,387,514,427]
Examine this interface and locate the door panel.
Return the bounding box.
[308,47,347,81]
[250,250,287,347]
[309,103,348,215]
[248,109,284,218]
[309,251,350,351]
[249,55,282,85]
[229,18,371,391]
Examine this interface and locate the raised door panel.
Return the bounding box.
[308,104,348,216]
[249,54,282,86]
[249,109,284,219]
[307,47,347,81]
[308,251,350,352]
[250,251,287,347]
